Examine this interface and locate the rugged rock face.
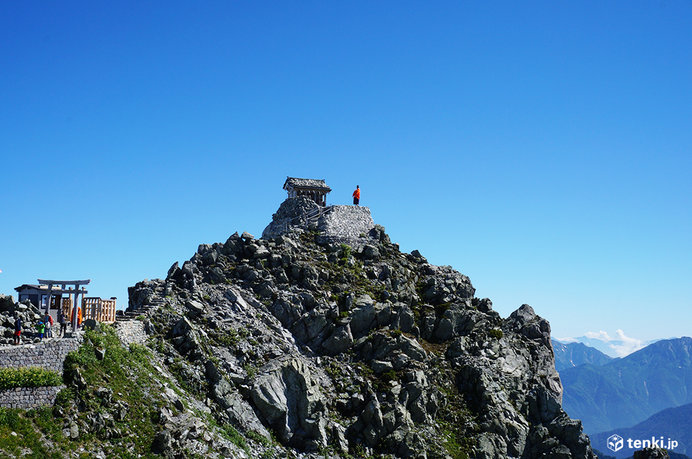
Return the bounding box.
[0,294,45,344]
[127,199,596,458]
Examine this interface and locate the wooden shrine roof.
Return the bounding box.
[283,177,331,192]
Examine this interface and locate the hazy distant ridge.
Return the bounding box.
[552,339,613,371]
[561,337,692,434]
[590,402,692,458]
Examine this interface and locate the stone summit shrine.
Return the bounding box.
[263,177,375,244]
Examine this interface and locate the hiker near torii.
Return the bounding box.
[352,185,360,206]
[58,308,67,337]
[71,305,82,328]
[44,312,53,338]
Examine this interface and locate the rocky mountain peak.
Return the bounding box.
[125,200,596,458]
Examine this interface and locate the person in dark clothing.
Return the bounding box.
[352,185,360,205]
[58,309,67,337]
[14,316,22,345]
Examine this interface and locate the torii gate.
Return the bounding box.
[37,279,90,333]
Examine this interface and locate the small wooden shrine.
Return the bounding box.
[283,177,331,206]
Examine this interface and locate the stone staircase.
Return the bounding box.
[305,205,333,226]
[280,205,334,233]
[115,299,164,322]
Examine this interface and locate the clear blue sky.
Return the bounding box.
[1,1,690,344]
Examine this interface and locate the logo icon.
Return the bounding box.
[607,434,624,452]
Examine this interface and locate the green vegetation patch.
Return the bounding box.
[246,430,271,446]
[440,421,473,459]
[339,243,352,264]
[488,328,503,339]
[0,325,184,457]
[435,369,479,459]
[0,367,62,390]
[323,246,386,300]
[59,326,167,455]
[0,406,65,458]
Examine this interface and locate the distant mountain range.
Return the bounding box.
[552,339,613,371]
[559,336,631,358]
[559,337,692,434]
[556,335,662,358]
[590,402,692,458]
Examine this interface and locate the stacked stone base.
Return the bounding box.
[262,198,376,247]
[0,385,65,409]
[0,339,80,372]
[0,338,80,409]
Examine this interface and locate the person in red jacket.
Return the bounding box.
[352,185,360,205]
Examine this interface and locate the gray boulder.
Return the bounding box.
[0,294,14,312]
[250,357,328,449]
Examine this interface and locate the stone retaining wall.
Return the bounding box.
[262,198,376,245]
[116,320,147,346]
[0,339,80,409]
[0,385,65,409]
[0,339,80,373]
[317,205,375,246]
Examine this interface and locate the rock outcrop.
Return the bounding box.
[125,198,596,458]
[262,196,321,239]
[0,294,45,344]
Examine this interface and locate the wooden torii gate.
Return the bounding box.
[37,279,90,333]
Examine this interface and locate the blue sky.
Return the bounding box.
[1,1,690,347]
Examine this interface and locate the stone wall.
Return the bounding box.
[0,339,81,373]
[316,205,375,246]
[116,320,147,346]
[0,339,80,409]
[0,385,65,409]
[262,198,376,245]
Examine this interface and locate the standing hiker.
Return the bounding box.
[352,185,360,206]
[44,312,53,338]
[58,308,67,337]
[13,315,22,345]
[36,320,45,341]
[71,306,82,328]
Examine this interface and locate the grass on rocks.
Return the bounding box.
[60,325,164,456]
[0,325,177,457]
[0,406,64,458]
[0,367,62,390]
